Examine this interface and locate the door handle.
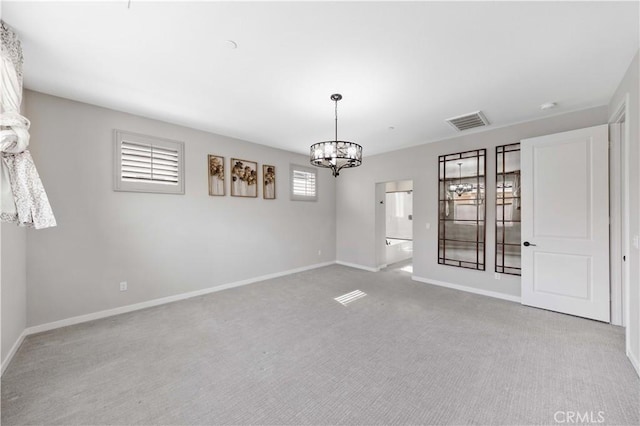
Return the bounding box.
[523,241,536,247]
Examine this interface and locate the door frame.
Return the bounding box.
[609,95,630,336]
[375,182,387,269]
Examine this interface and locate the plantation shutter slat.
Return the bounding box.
[121,140,180,185]
[292,170,316,197]
[114,130,184,194]
[290,166,317,201]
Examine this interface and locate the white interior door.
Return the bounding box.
[521,125,610,322]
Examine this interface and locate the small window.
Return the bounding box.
[290,164,317,201]
[114,130,185,194]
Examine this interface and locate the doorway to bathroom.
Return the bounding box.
[381,180,413,273]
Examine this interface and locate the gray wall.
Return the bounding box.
[24,90,336,327]
[1,224,27,366]
[609,50,640,370]
[1,93,29,366]
[336,106,608,297]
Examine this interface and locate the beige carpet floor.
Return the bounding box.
[2,264,639,425]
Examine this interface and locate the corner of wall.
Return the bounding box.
[1,223,28,373]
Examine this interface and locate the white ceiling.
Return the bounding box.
[4,1,639,156]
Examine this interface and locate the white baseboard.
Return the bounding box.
[411,275,521,303]
[25,261,335,336]
[628,348,640,378]
[1,329,27,376]
[335,260,380,272]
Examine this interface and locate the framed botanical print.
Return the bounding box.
[208,155,225,196]
[230,158,258,197]
[263,165,276,199]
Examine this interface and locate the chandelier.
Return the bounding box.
[450,162,473,196]
[310,94,362,177]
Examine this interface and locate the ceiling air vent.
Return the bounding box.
[445,111,490,132]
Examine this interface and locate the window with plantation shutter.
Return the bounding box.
[290,164,317,201]
[114,130,185,194]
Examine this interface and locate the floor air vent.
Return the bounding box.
[335,290,367,306]
[446,111,489,131]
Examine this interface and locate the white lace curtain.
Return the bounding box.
[1,21,56,229]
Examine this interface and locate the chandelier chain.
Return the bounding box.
[335,99,338,142]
